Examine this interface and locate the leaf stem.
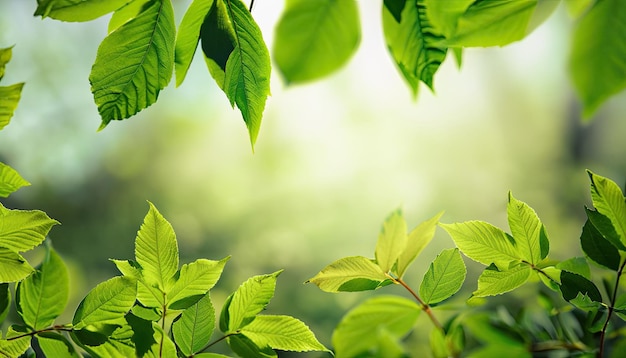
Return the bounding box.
[394,277,442,331]
[599,259,626,357]
[160,292,167,357]
[249,0,255,11]
[6,325,73,341]
[193,332,239,356]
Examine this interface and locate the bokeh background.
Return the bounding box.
[1,0,625,354]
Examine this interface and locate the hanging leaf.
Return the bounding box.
[199,0,236,89]
[34,0,132,22]
[374,209,407,273]
[175,0,215,86]
[90,0,175,129]
[306,256,391,293]
[108,0,151,33]
[273,0,360,84]
[395,211,443,278]
[419,248,466,304]
[241,315,329,353]
[0,163,30,198]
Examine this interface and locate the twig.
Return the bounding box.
[599,259,626,357]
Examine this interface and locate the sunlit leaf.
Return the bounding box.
[72,276,137,329]
[111,259,163,308]
[559,271,602,302]
[72,323,135,358]
[0,326,30,357]
[0,248,34,283]
[167,257,228,309]
[507,192,543,264]
[274,0,360,84]
[570,0,626,118]
[440,221,520,270]
[382,0,447,96]
[565,0,596,18]
[473,263,532,298]
[556,257,591,280]
[0,163,30,198]
[228,334,277,358]
[0,204,59,253]
[226,270,282,332]
[396,211,443,278]
[332,296,420,358]
[424,0,473,38]
[587,170,626,247]
[175,0,215,86]
[375,209,407,273]
[108,0,150,33]
[580,218,620,270]
[37,332,80,358]
[0,83,24,131]
[34,0,132,22]
[419,248,466,304]
[17,248,69,330]
[172,293,215,356]
[0,47,12,80]
[306,256,391,293]
[241,315,329,352]
[0,283,9,322]
[90,0,175,128]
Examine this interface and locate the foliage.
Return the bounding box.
[27,0,626,148]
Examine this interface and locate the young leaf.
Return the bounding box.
[0,83,25,131]
[228,334,277,358]
[0,248,34,283]
[241,315,329,353]
[134,202,179,292]
[473,263,532,298]
[273,0,360,84]
[382,0,447,96]
[0,204,59,252]
[395,211,443,278]
[0,326,30,357]
[419,248,466,305]
[226,270,282,332]
[17,247,69,330]
[445,0,538,47]
[559,271,602,302]
[72,276,137,329]
[172,293,215,356]
[332,295,420,358]
[507,192,544,264]
[34,0,132,22]
[440,221,520,270]
[570,0,626,118]
[0,163,30,198]
[111,259,163,308]
[0,283,9,322]
[306,256,391,293]
[580,218,620,270]
[587,170,626,247]
[166,257,229,309]
[175,0,215,86]
[222,0,271,148]
[375,209,407,273]
[37,332,80,358]
[90,0,175,128]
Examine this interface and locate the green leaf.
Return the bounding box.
[72,323,135,358]
[172,293,215,356]
[445,0,538,47]
[228,334,277,358]
[396,211,443,278]
[556,257,591,280]
[226,270,282,332]
[473,263,532,298]
[134,202,179,292]
[463,313,528,350]
[0,83,24,131]
[241,315,328,352]
[382,0,447,96]
[0,283,9,322]
[130,304,160,321]
[72,276,137,329]
[90,0,175,128]
[565,0,596,18]
[306,256,391,293]
[375,209,408,273]
[420,248,466,304]
[0,204,59,253]
[111,259,163,308]
[273,0,360,84]
[222,0,271,149]
[559,271,602,302]
[0,163,30,198]
[194,354,231,358]
[587,170,626,247]
[0,326,31,357]
[108,0,150,33]
[145,323,177,358]
[581,217,620,270]
[37,332,80,358]
[507,192,545,264]
[537,266,561,291]
[34,0,132,22]
[0,47,13,80]
[430,328,448,358]
[424,0,473,38]
[219,292,233,333]
[17,247,69,330]
[570,0,626,118]
[570,292,604,312]
[0,248,34,283]
[332,296,420,358]
[167,257,228,309]
[175,0,215,86]
[199,0,236,89]
[440,221,520,270]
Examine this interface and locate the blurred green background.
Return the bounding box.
[1,0,626,353]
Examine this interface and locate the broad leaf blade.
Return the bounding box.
[0,248,34,283]
[199,0,236,89]
[0,163,30,198]
[557,257,591,280]
[17,248,69,330]
[241,315,328,352]
[396,211,443,278]
[0,83,24,131]
[588,171,626,248]
[111,259,163,308]
[37,332,80,358]
[34,0,132,22]
[419,248,466,305]
[72,323,136,358]
[175,0,215,86]
[560,271,602,302]
[440,221,520,270]
[222,0,271,148]
[227,270,282,332]
[306,256,391,293]
[581,218,620,270]
[0,326,30,357]
[332,296,420,358]
[507,192,543,264]
[228,334,277,358]
[90,0,175,128]
[375,209,407,273]
[570,0,626,118]
[424,0,473,38]
[172,293,215,356]
[72,276,137,329]
[166,257,228,309]
[135,202,179,291]
[273,0,360,84]
[0,47,13,80]
[0,204,59,252]
[473,263,532,298]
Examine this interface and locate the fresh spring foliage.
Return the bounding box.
[28,0,626,147]
[309,171,626,357]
